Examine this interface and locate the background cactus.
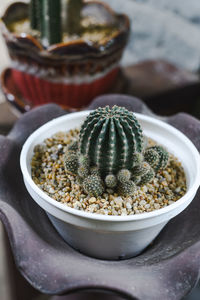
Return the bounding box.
[29,0,84,46]
[30,0,62,45]
[79,106,144,176]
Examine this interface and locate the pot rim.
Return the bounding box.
[1,0,130,58]
[20,110,200,222]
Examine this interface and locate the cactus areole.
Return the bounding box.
[79,106,144,175]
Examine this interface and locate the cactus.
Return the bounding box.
[146,146,169,171]
[90,166,101,176]
[78,154,90,169]
[140,168,155,185]
[105,174,117,188]
[83,175,104,197]
[117,169,131,184]
[29,0,41,30]
[64,152,78,175]
[67,140,79,152]
[132,175,141,185]
[66,0,83,35]
[79,106,144,176]
[144,148,159,168]
[132,162,151,177]
[132,152,143,168]
[78,165,89,178]
[118,180,136,197]
[29,0,62,46]
[62,106,170,197]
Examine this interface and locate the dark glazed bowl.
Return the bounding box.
[1,95,200,299]
[1,1,130,109]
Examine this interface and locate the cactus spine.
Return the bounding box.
[79,106,144,176]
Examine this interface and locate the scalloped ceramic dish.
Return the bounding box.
[20,111,200,260]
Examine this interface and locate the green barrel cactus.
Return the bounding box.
[79,106,144,176]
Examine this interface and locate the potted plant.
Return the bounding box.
[20,95,200,260]
[1,0,129,110]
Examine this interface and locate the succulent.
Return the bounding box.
[30,0,62,45]
[79,106,144,176]
[117,169,131,184]
[64,152,78,175]
[144,148,159,168]
[132,175,141,185]
[90,166,101,176]
[67,141,79,152]
[132,162,151,177]
[78,155,90,169]
[146,146,169,171]
[140,168,155,185]
[118,180,136,197]
[83,175,104,197]
[105,174,117,188]
[78,166,89,179]
[63,106,170,198]
[132,152,143,167]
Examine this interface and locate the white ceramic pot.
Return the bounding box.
[20,111,200,260]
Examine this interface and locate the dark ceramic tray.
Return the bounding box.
[1,95,200,299]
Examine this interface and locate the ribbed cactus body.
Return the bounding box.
[79,106,144,176]
[30,0,62,45]
[29,0,41,30]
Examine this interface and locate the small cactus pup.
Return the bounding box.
[144,146,169,172]
[83,175,104,197]
[66,0,83,35]
[64,151,78,176]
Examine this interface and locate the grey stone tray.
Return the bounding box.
[1,94,200,300]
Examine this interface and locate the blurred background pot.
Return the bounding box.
[1,1,130,110]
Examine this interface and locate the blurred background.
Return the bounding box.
[0,0,200,299]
